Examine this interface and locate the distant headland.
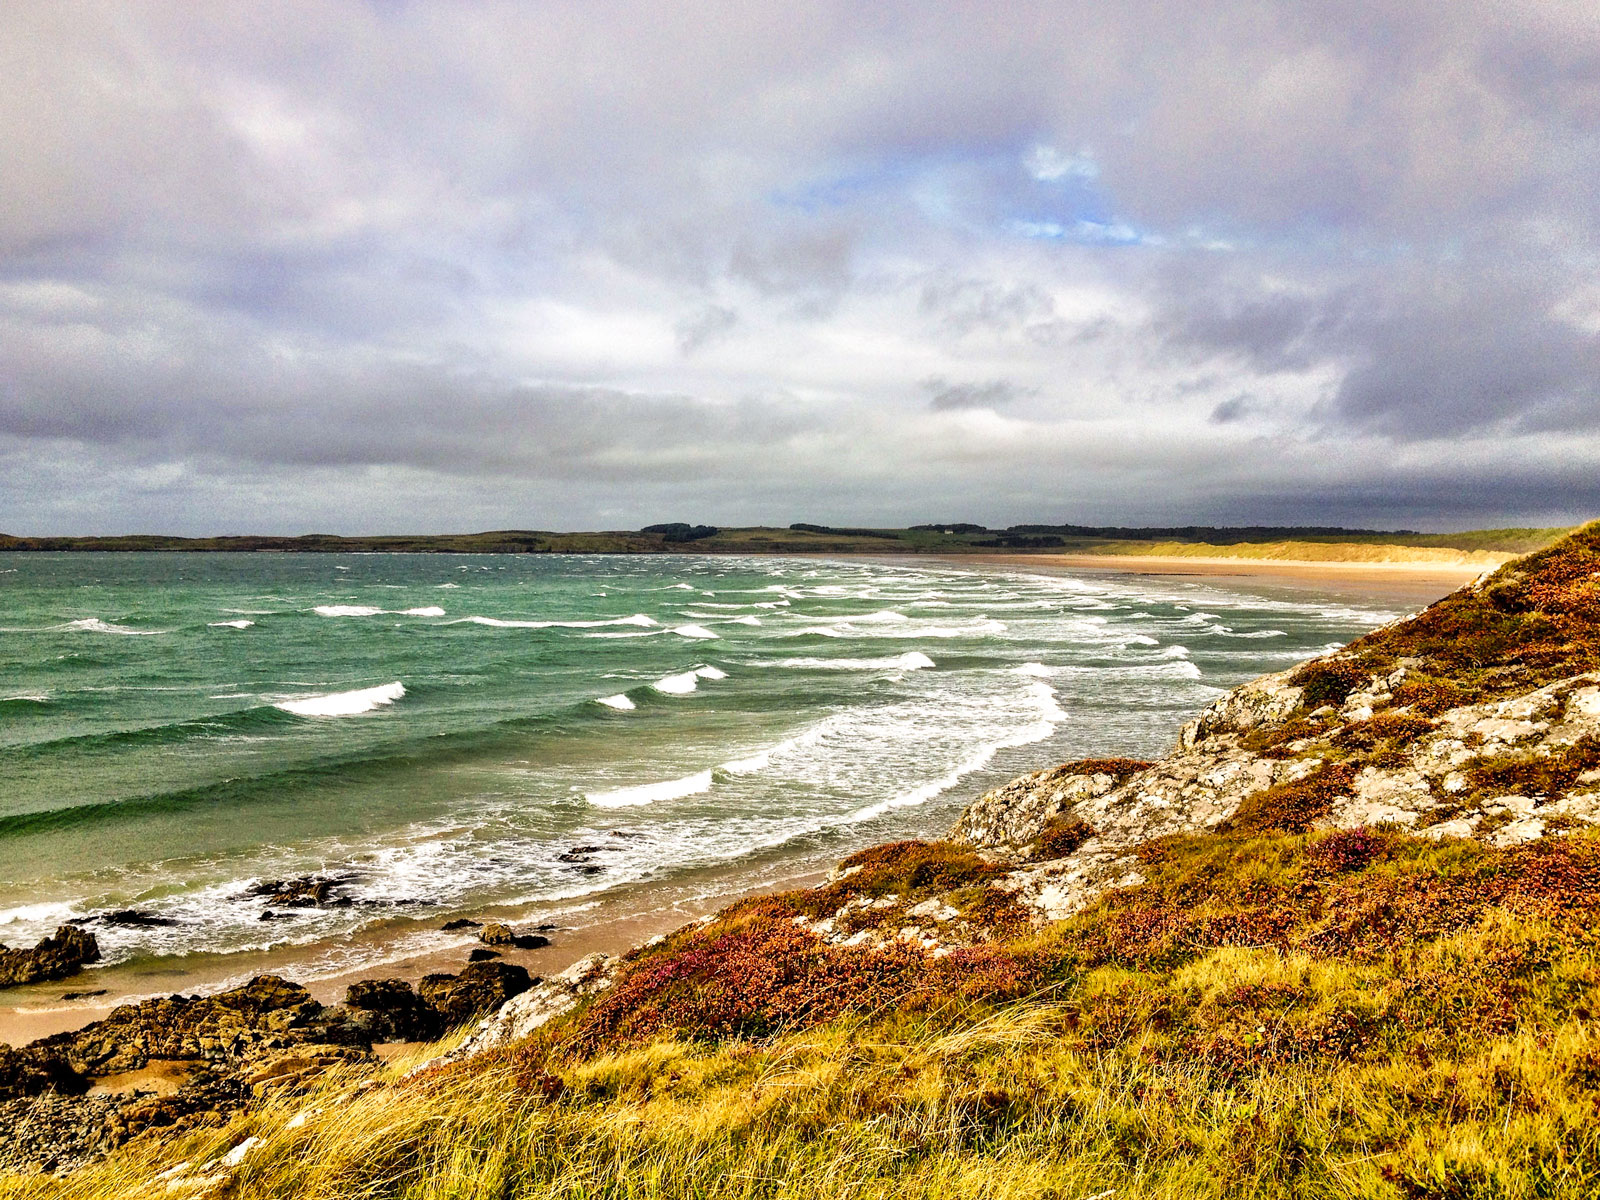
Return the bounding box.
[0,522,1571,562]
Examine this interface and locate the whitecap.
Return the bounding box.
[596,693,636,711]
[275,681,406,717]
[757,651,936,671]
[399,606,446,617]
[314,605,383,617]
[587,769,712,808]
[669,624,719,640]
[436,583,460,589]
[0,900,77,927]
[64,617,163,635]
[719,750,771,775]
[695,665,728,680]
[209,619,255,629]
[651,671,702,695]
[843,680,1066,823]
[450,613,656,630]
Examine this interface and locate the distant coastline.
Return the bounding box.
[0,522,1569,562]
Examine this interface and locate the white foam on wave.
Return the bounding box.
[450,613,656,630]
[437,583,460,589]
[400,606,446,617]
[587,769,712,808]
[275,681,406,717]
[720,750,771,775]
[844,680,1066,824]
[1156,645,1191,658]
[64,617,163,635]
[209,619,255,629]
[651,670,702,695]
[670,624,719,640]
[757,650,936,672]
[3,693,51,703]
[1014,662,1052,677]
[695,665,728,680]
[0,900,78,927]
[596,693,636,710]
[314,605,384,617]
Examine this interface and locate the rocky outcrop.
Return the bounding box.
[478,922,551,950]
[416,953,619,1072]
[0,925,100,988]
[340,979,444,1043]
[417,961,534,1026]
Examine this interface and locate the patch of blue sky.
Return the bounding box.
[1011,217,1151,246]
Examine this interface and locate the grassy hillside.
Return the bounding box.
[10,827,1598,1199]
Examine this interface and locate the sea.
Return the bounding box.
[0,551,1406,1010]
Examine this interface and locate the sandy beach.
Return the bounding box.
[936,552,1492,607]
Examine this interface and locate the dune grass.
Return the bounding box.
[7,825,1599,1199]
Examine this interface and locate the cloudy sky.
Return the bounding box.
[3,1,1598,534]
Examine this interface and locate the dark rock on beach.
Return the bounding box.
[468,948,500,962]
[478,922,551,950]
[418,961,533,1026]
[71,909,179,928]
[0,925,100,988]
[341,979,443,1043]
[238,875,349,908]
[440,917,481,931]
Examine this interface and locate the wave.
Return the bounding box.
[669,625,719,640]
[650,665,725,695]
[587,768,712,808]
[59,618,164,636]
[777,618,1004,640]
[719,750,771,775]
[842,681,1066,824]
[595,693,636,710]
[449,613,656,630]
[756,651,936,672]
[314,605,446,618]
[1,693,51,705]
[275,682,406,717]
[0,900,79,927]
[209,619,255,629]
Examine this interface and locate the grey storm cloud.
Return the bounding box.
[1,0,1599,534]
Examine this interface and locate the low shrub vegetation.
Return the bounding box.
[10,827,1600,1199]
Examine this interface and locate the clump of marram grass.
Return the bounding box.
[10,830,1600,1199]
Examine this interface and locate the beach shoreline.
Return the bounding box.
[0,552,1468,1051]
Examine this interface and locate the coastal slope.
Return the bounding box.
[7,525,1600,1198]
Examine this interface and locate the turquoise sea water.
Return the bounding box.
[0,552,1401,988]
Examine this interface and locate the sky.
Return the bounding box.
[2,1,1598,535]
